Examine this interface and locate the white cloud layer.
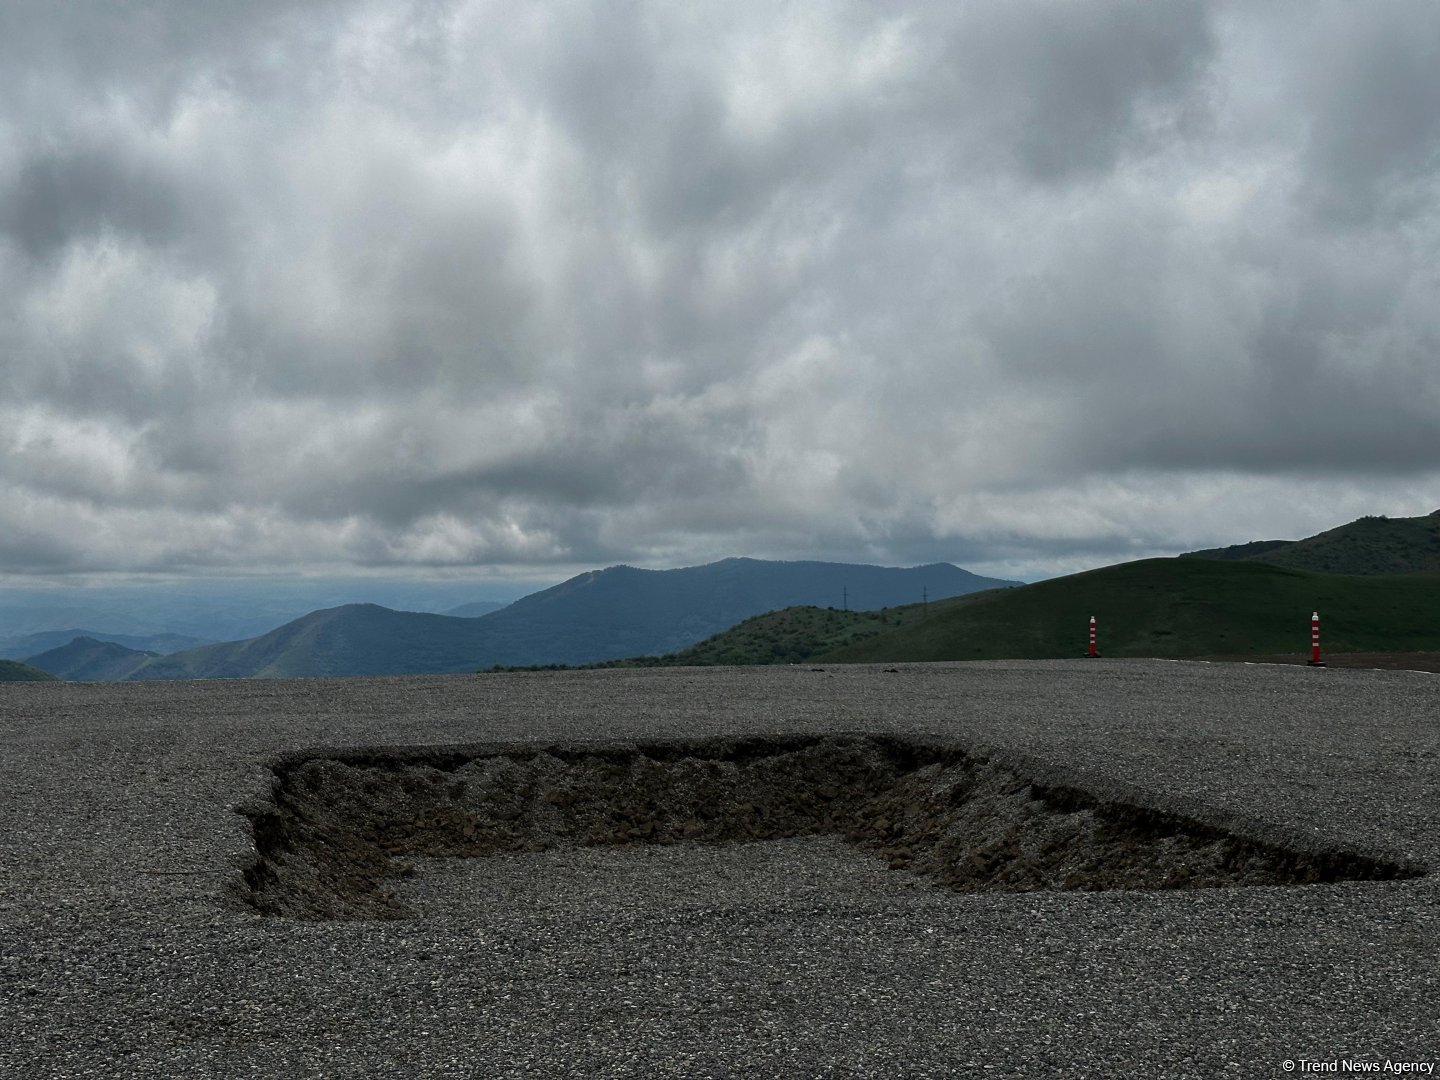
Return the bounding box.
[2,0,1439,582]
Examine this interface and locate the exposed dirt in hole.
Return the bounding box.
[234,735,1423,920]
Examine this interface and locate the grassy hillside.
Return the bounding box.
[1184,511,1440,575]
[574,603,937,668]
[0,659,60,682]
[666,605,928,665]
[822,559,1440,663]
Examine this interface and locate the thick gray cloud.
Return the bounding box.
[2,0,1439,585]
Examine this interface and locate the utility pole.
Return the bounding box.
[842,586,848,612]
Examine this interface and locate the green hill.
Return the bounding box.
[1183,510,1440,575]
[0,659,60,682]
[579,603,939,669]
[666,605,928,665]
[822,559,1440,663]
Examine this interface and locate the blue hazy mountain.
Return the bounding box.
[0,581,528,642]
[442,600,510,618]
[23,637,158,681]
[0,628,207,660]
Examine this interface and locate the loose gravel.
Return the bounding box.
[1,659,1437,1078]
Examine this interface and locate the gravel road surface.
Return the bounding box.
[1,659,1436,1078]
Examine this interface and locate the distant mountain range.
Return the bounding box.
[21,558,1016,681]
[0,628,207,660]
[0,582,520,642]
[1181,510,1440,575]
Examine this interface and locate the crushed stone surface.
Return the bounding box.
[397,835,945,920]
[0,659,1437,1077]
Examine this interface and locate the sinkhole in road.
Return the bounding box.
[235,734,1422,920]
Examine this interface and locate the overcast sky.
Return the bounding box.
[2,0,1439,587]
